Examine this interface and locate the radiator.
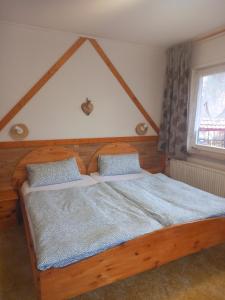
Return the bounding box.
[170,159,225,197]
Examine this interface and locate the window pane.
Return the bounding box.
[196,71,225,150]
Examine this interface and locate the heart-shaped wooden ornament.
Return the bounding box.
[81,98,94,115]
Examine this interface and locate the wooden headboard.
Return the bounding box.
[87,143,138,174]
[12,146,86,188]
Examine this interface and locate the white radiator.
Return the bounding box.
[170,159,225,197]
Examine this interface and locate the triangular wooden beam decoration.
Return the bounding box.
[88,38,159,134]
[0,37,87,131]
[0,36,159,135]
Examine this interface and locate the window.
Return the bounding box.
[189,64,225,154]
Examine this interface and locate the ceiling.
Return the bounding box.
[1,0,225,46]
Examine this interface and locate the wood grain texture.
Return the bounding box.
[0,190,17,201]
[0,199,17,229]
[12,146,86,188]
[19,188,41,296]
[87,142,138,173]
[39,217,225,300]
[16,145,225,300]
[195,27,225,42]
[0,138,162,189]
[88,38,160,135]
[0,190,18,229]
[0,37,86,132]
[0,136,158,149]
[20,182,225,300]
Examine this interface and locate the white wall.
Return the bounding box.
[0,22,166,141]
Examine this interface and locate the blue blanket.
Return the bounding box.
[25,182,163,270]
[107,173,225,226]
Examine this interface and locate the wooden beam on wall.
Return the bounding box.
[0,136,158,149]
[194,27,225,42]
[88,38,160,135]
[0,37,87,131]
[0,36,160,135]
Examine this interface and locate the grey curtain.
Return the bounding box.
[158,42,192,159]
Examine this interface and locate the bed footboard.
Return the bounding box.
[38,217,225,300]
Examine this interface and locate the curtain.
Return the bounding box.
[158,42,192,159]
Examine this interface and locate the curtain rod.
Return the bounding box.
[194,27,225,42]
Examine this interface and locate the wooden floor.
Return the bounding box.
[1,226,225,300]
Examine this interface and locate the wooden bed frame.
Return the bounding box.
[13,145,225,300]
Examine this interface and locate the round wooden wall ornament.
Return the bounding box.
[9,123,29,140]
[135,123,148,135]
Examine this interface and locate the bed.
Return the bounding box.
[14,144,225,300]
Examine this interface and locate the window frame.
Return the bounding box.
[188,63,225,156]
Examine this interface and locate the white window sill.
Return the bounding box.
[190,144,225,155]
[188,146,225,172]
